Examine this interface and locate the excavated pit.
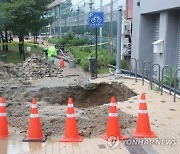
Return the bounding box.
[24,82,137,108]
[7,82,137,138]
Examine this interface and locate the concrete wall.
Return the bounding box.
[132,0,180,69]
[166,10,179,67]
[140,0,180,14]
[131,0,141,60]
[139,14,154,62]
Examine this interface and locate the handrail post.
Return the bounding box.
[130,58,137,82]
[142,61,151,86]
[151,64,161,90]
[174,68,180,102]
[130,58,136,77]
[137,59,143,82]
[161,65,173,95]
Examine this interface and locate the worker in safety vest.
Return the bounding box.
[47,46,57,60]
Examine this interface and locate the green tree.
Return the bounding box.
[30,0,53,43]
[3,0,52,60]
[0,1,8,51]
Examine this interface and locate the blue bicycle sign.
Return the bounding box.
[89,12,104,28]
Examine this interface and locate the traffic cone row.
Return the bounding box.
[0,93,157,143]
[100,93,157,141]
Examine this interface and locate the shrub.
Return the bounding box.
[121,59,130,70]
[81,59,89,71]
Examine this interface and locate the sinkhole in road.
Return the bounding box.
[25,82,137,108]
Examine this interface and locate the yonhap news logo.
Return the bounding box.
[107,137,177,149]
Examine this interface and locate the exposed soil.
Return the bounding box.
[24,82,136,108]
[6,82,137,138]
[0,56,137,139]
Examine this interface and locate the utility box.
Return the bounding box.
[88,57,97,77]
[69,60,76,68]
[152,40,164,54]
[27,46,32,53]
[0,55,7,62]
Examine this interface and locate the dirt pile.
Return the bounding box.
[0,54,63,102]
[0,54,62,81]
[0,62,16,79]
[13,54,62,80]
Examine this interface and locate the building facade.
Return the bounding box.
[132,0,180,77]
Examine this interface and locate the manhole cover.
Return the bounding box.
[98,144,106,149]
[161,100,166,103]
[169,109,176,111]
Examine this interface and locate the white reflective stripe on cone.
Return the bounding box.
[31,104,37,108]
[0,113,7,116]
[140,100,146,103]
[68,104,73,108]
[66,114,75,118]
[138,110,148,114]
[0,103,6,107]
[30,114,39,118]
[109,103,116,107]
[109,113,118,117]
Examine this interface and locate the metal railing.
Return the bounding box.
[160,65,172,95]
[142,61,151,86]
[129,58,179,101]
[130,58,137,82]
[137,59,143,76]
[174,68,180,102]
[151,64,161,90]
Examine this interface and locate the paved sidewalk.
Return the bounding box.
[1,73,180,153]
[91,75,180,154]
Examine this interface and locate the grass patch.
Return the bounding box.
[0,42,43,63]
[68,46,116,73]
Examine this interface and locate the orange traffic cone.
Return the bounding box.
[0,97,8,138]
[131,93,157,138]
[60,98,82,142]
[100,97,128,140]
[22,99,46,142]
[60,56,64,68]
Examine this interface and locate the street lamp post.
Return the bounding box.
[77,5,80,37]
[64,13,67,34]
[100,0,103,43]
[110,0,113,55]
[65,16,67,33]
[70,8,73,32]
[55,17,58,36]
[88,0,94,44]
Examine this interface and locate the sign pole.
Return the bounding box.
[89,12,104,78]
[115,6,122,74]
[95,28,98,78]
